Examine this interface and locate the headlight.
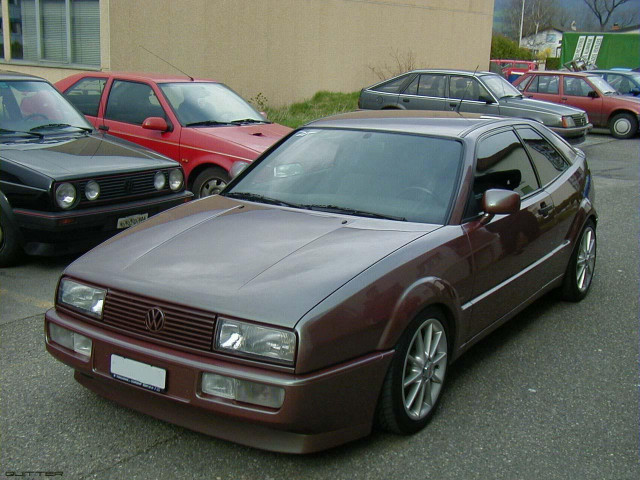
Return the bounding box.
[169,169,184,191]
[58,278,106,318]
[84,180,100,201]
[215,319,296,365]
[154,171,166,190]
[55,183,77,209]
[562,115,576,128]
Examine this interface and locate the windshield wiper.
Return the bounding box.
[301,204,407,221]
[224,192,301,208]
[185,120,230,127]
[30,123,92,133]
[229,118,268,125]
[0,128,44,139]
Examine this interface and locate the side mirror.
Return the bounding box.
[480,189,520,225]
[479,94,495,104]
[630,88,640,96]
[587,90,599,99]
[142,117,170,132]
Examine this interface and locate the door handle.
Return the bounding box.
[449,102,458,108]
[98,125,109,131]
[561,97,567,101]
[538,202,553,217]
[403,98,410,103]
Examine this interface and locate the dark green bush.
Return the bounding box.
[491,34,534,60]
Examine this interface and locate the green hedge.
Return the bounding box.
[491,34,534,60]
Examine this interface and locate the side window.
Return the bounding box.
[403,76,420,96]
[449,76,484,101]
[104,80,166,125]
[517,128,568,186]
[371,75,411,94]
[606,74,632,94]
[518,75,534,92]
[536,75,559,94]
[63,77,106,116]
[563,77,591,97]
[474,130,539,200]
[417,74,446,98]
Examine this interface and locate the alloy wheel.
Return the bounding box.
[576,226,596,293]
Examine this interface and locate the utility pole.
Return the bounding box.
[519,0,525,47]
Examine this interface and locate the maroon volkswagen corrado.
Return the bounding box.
[45,111,597,453]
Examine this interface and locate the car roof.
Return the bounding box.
[306,110,516,138]
[587,69,639,75]
[65,71,219,84]
[403,69,495,76]
[0,70,48,82]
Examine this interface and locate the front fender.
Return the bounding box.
[377,276,462,351]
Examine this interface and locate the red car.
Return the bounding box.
[513,70,640,139]
[56,73,291,197]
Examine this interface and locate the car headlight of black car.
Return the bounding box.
[215,318,296,365]
[154,171,167,190]
[55,183,77,209]
[84,180,101,201]
[169,169,184,191]
[58,278,106,318]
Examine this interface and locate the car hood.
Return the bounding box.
[65,195,435,327]
[500,96,585,116]
[195,123,292,154]
[0,133,177,180]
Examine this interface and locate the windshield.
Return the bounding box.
[0,80,92,136]
[480,75,522,98]
[159,82,265,126]
[225,128,463,224]
[587,75,617,95]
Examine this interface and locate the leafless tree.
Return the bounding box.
[502,0,568,40]
[581,0,631,30]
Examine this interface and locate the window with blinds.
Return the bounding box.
[17,0,99,66]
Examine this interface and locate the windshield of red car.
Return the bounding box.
[225,128,463,224]
[587,76,617,95]
[0,80,92,136]
[159,82,265,126]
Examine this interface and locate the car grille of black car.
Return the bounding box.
[73,169,177,207]
[572,114,587,127]
[102,289,217,352]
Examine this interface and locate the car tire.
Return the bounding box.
[192,167,230,199]
[608,112,638,139]
[376,308,449,434]
[561,220,596,302]
[0,213,23,267]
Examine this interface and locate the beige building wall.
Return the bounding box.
[2,0,495,106]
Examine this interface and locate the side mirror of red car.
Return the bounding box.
[142,117,170,132]
[480,189,520,225]
[587,90,599,99]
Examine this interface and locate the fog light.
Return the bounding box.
[201,373,285,408]
[49,323,92,357]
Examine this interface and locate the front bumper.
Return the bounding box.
[549,123,593,143]
[45,309,394,454]
[14,191,193,255]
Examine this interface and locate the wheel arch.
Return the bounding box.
[0,190,25,247]
[607,108,638,124]
[186,158,233,190]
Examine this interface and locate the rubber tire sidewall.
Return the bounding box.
[561,220,596,302]
[192,166,230,199]
[0,213,23,267]
[375,307,449,435]
[609,112,638,140]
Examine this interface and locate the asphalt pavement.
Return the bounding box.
[0,133,638,480]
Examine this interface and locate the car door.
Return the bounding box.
[397,73,447,110]
[522,74,561,104]
[100,79,181,161]
[60,76,107,128]
[446,75,500,115]
[560,76,604,125]
[463,128,556,337]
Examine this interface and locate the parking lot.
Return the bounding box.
[1,133,639,480]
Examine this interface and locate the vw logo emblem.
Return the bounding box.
[123,179,134,193]
[145,307,165,332]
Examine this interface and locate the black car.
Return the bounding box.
[0,71,193,266]
[358,69,592,142]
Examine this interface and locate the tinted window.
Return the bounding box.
[474,130,539,199]
[531,75,559,94]
[448,76,489,101]
[518,128,568,186]
[563,77,592,97]
[371,75,411,94]
[405,74,446,97]
[63,77,106,116]
[105,80,166,125]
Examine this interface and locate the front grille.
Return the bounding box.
[67,169,178,208]
[102,289,217,352]
[572,114,587,127]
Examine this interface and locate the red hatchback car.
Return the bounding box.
[56,73,291,197]
[513,70,640,139]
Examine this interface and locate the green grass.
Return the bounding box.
[262,91,360,129]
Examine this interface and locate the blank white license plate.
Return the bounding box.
[110,354,166,392]
[116,213,148,229]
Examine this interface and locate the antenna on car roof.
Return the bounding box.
[455,65,479,115]
[139,45,195,82]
